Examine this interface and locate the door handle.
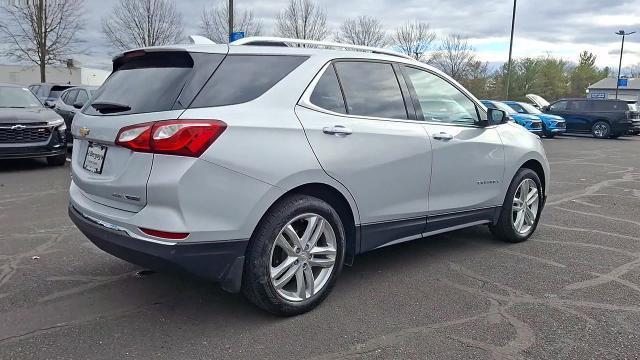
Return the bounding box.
[323,125,353,136]
[433,132,454,141]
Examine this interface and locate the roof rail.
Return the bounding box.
[230,36,415,61]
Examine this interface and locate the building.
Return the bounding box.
[0,64,110,86]
[587,78,639,104]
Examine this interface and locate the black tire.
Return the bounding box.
[242,194,345,316]
[591,121,610,139]
[47,154,67,166]
[545,133,555,139]
[609,133,622,139]
[490,168,543,243]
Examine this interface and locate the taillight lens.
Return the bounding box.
[115,120,226,157]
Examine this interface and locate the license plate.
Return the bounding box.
[83,142,107,174]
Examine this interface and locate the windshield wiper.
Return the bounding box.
[91,101,131,113]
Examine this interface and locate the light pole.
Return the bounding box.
[615,30,636,99]
[505,0,517,100]
[228,0,234,43]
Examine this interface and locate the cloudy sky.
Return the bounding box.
[39,0,640,70]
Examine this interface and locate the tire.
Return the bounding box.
[545,133,555,139]
[47,154,67,166]
[610,133,622,139]
[490,168,543,243]
[242,194,345,316]
[591,121,610,139]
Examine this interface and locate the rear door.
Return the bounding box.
[296,60,431,251]
[401,65,505,218]
[71,49,227,212]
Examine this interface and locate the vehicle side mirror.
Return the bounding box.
[73,101,85,109]
[44,101,54,108]
[542,105,550,112]
[487,108,508,126]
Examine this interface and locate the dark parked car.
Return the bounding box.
[0,84,67,165]
[527,94,640,139]
[28,83,75,107]
[51,86,98,142]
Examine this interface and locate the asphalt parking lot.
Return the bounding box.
[1,135,640,359]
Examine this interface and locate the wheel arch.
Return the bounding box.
[520,159,546,195]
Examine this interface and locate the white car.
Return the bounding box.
[68,37,549,315]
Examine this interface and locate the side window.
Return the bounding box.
[550,101,567,111]
[403,66,479,124]
[309,64,346,114]
[192,55,307,108]
[63,90,78,105]
[333,61,408,119]
[75,90,89,104]
[567,100,588,111]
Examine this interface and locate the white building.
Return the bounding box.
[587,78,639,104]
[0,64,110,86]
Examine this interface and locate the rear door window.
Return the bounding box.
[191,55,307,108]
[333,61,408,119]
[84,51,224,116]
[567,101,589,111]
[309,65,346,114]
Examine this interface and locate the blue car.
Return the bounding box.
[503,101,566,138]
[480,100,543,135]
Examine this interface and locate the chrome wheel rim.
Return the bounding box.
[269,213,337,302]
[512,179,539,235]
[594,123,608,137]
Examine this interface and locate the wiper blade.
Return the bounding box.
[91,101,131,113]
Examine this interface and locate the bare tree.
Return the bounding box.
[391,21,436,60]
[275,0,329,41]
[429,34,476,82]
[102,0,184,51]
[0,0,86,82]
[334,16,387,47]
[200,1,263,43]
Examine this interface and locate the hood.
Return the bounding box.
[515,114,541,121]
[526,94,550,108]
[0,107,62,124]
[538,113,564,121]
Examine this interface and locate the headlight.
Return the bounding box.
[57,123,67,131]
[48,119,64,127]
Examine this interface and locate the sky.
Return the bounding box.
[10,0,640,70]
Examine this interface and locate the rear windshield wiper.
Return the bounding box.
[91,101,131,113]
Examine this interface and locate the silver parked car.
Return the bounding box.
[68,37,550,316]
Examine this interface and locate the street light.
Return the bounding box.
[615,30,636,99]
[505,0,517,100]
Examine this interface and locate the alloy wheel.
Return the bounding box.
[512,179,540,235]
[593,123,608,138]
[269,213,337,302]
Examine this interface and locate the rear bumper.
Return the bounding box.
[68,204,248,292]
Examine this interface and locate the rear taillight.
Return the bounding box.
[115,120,226,157]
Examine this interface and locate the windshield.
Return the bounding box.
[520,102,542,114]
[486,101,516,114]
[0,86,43,108]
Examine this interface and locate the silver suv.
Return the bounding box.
[68,37,549,315]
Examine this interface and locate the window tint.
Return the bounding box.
[507,103,526,113]
[192,55,307,108]
[404,66,479,124]
[63,90,78,105]
[309,65,346,114]
[567,101,588,111]
[75,90,89,104]
[592,100,627,111]
[333,62,407,119]
[549,101,567,111]
[85,52,224,116]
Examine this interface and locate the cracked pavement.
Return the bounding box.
[1,135,640,359]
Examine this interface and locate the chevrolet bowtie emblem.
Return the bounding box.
[79,127,90,137]
[11,125,26,130]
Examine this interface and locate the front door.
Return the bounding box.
[400,66,505,221]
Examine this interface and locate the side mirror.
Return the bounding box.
[73,101,85,109]
[44,101,54,108]
[487,108,508,126]
[542,105,550,112]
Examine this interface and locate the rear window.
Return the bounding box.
[191,55,307,108]
[84,51,224,116]
[48,85,73,99]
